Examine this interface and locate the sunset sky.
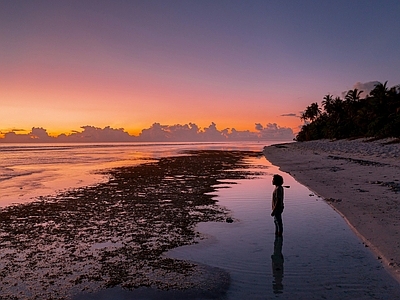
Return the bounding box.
[1,1,400,138]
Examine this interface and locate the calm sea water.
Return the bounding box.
[1,142,399,299]
[0,142,265,207]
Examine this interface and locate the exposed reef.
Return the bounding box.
[0,150,265,299]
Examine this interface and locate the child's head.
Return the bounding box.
[272,174,283,186]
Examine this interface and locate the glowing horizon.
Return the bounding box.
[0,121,296,143]
[1,1,399,137]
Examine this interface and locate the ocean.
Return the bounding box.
[0,142,266,207]
[1,142,399,299]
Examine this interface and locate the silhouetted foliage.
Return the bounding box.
[296,81,400,141]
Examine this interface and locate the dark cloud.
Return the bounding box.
[58,126,135,142]
[202,122,229,141]
[139,122,294,141]
[1,127,55,142]
[0,122,294,143]
[280,113,298,117]
[11,128,26,132]
[255,123,294,140]
[1,126,134,143]
[138,123,202,142]
[0,128,26,135]
[228,128,258,141]
[255,123,264,131]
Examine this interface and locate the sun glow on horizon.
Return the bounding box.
[2,71,302,138]
[0,117,301,138]
[1,1,398,143]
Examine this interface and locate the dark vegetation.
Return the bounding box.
[296,81,400,141]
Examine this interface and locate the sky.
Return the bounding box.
[1,0,400,141]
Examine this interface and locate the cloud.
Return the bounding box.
[255,123,294,140]
[1,126,134,143]
[1,127,55,142]
[0,122,294,143]
[11,128,26,132]
[342,81,381,98]
[0,128,26,135]
[138,122,232,142]
[31,127,54,141]
[254,123,264,131]
[202,122,229,141]
[228,128,258,141]
[58,126,135,142]
[138,123,202,142]
[280,113,298,117]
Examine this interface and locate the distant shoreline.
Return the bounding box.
[263,138,400,283]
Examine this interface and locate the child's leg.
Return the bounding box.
[274,214,283,235]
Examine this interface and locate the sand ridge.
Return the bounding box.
[263,139,400,283]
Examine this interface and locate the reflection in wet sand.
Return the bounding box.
[271,236,284,294]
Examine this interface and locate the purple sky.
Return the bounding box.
[1,1,399,139]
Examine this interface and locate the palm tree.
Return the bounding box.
[344,89,363,129]
[297,80,400,140]
[369,81,389,99]
[345,88,363,103]
[368,81,390,120]
[301,102,321,122]
[322,94,334,115]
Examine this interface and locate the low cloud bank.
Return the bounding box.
[0,122,294,143]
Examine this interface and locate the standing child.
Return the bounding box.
[271,174,284,236]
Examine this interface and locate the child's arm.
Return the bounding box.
[271,186,283,216]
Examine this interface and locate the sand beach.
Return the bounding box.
[263,138,400,282]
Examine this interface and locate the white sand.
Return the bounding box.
[263,138,400,283]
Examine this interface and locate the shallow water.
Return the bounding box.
[168,156,400,299]
[1,142,399,299]
[0,142,265,207]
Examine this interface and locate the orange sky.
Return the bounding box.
[2,49,301,136]
[1,1,399,138]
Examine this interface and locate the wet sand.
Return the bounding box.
[0,150,265,299]
[263,139,400,283]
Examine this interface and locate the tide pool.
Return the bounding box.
[167,155,400,299]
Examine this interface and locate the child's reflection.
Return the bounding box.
[271,236,284,293]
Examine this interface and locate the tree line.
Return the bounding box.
[296,81,400,141]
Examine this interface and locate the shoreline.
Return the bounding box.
[263,138,400,283]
